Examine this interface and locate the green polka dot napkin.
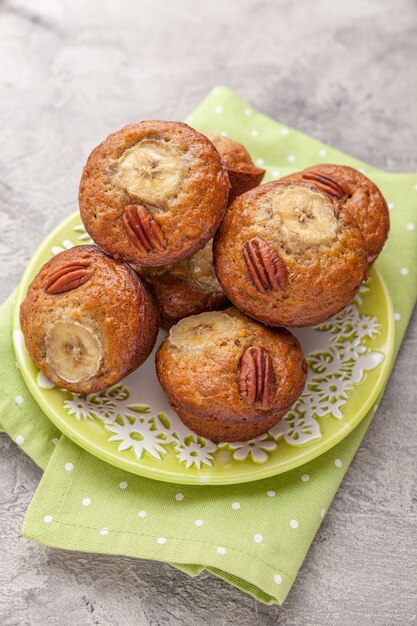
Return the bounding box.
[1,87,416,605]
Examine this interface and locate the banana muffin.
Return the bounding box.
[213,180,368,327]
[20,246,159,393]
[281,164,389,265]
[79,121,230,267]
[203,131,265,203]
[135,240,228,330]
[156,308,307,442]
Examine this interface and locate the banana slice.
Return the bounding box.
[169,311,237,352]
[115,139,186,207]
[188,240,222,292]
[46,321,102,384]
[272,187,339,246]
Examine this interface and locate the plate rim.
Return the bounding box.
[13,211,396,485]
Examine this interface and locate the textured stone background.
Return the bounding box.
[0,0,416,624]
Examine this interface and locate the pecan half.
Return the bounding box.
[122,204,166,253]
[243,237,287,293]
[301,170,347,199]
[238,346,276,408]
[44,261,92,295]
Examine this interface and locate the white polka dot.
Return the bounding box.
[290,519,299,529]
[394,312,401,321]
[195,519,204,527]
[388,202,395,210]
[157,537,167,544]
[43,515,53,524]
[271,170,280,179]
[214,105,223,113]
[253,534,263,543]
[119,481,128,490]
[334,458,342,468]
[175,493,184,501]
[256,158,265,166]
[15,435,24,445]
[320,509,326,519]
[407,223,415,231]
[400,268,409,276]
[15,396,24,405]
[99,528,109,536]
[250,129,259,137]
[231,502,241,510]
[220,130,228,137]
[415,184,417,191]
[65,463,74,472]
[287,154,296,163]
[82,498,91,507]
[274,574,283,585]
[280,128,289,136]
[267,490,276,497]
[244,108,253,116]
[15,361,19,369]
[318,148,327,157]
[217,546,226,555]
[52,438,60,446]
[301,474,310,482]
[138,510,147,518]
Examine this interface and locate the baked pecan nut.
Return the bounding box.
[301,170,347,199]
[123,204,166,252]
[44,261,92,294]
[238,345,277,408]
[243,237,287,293]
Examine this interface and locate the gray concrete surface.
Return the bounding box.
[1,0,416,624]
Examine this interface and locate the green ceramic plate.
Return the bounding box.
[13,212,395,485]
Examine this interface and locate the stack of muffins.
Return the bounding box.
[21,121,389,442]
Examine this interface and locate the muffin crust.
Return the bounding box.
[20,246,159,393]
[213,180,368,327]
[156,308,307,442]
[79,121,230,267]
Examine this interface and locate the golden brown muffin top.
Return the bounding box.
[156,307,307,422]
[20,246,158,393]
[79,121,230,267]
[213,180,368,327]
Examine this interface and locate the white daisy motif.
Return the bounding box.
[176,439,216,469]
[355,315,381,339]
[106,418,168,461]
[316,376,353,402]
[336,338,367,362]
[64,397,94,421]
[229,435,277,462]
